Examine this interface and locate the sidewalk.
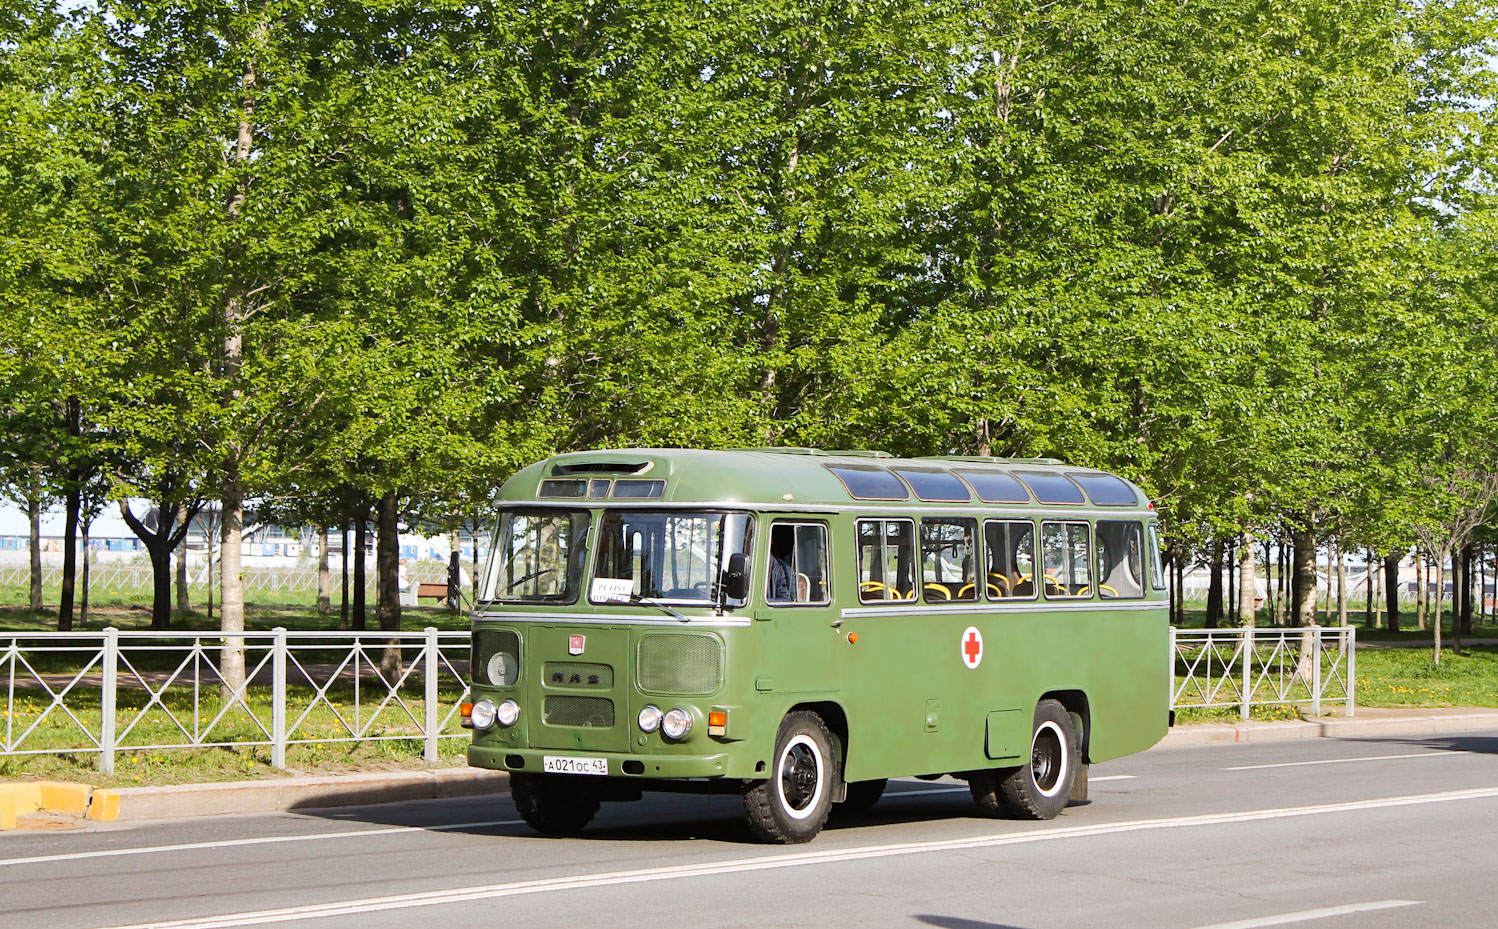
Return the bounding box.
[5,706,1496,827]
[1159,704,1498,747]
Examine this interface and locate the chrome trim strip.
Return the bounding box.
[496,500,1152,518]
[476,611,752,628]
[839,601,1164,619]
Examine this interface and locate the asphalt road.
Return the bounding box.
[3,730,1496,929]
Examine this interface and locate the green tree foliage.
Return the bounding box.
[0,0,1494,651]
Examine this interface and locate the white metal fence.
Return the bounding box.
[1,629,471,773]
[1,625,1355,774]
[1171,625,1355,719]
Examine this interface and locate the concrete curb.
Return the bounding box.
[1159,711,1498,747]
[86,768,511,822]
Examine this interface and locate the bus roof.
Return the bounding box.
[499,448,1153,513]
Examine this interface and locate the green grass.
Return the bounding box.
[0,603,470,635]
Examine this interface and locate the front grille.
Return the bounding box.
[472,629,520,686]
[543,696,615,728]
[637,634,722,695]
[543,662,613,688]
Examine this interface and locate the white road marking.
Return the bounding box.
[78,785,1498,929]
[1224,751,1470,771]
[1188,899,1420,928]
[0,819,524,868]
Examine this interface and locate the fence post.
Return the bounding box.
[100,627,118,775]
[424,627,440,763]
[272,627,287,769]
[1311,624,1322,718]
[1241,625,1253,721]
[1346,626,1356,718]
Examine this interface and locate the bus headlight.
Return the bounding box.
[496,699,520,727]
[470,699,498,730]
[638,705,663,733]
[662,707,693,740]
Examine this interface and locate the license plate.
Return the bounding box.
[542,755,608,776]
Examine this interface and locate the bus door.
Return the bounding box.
[758,520,841,695]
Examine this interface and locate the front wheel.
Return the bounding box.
[743,711,838,843]
[970,699,1078,821]
[510,772,602,835]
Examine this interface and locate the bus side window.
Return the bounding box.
[1147,524,1167,589]
[984,519,1036,599]
[767,522,830,605]
[921,518,978,602]
[1040,520,1093,598]
[1096,520,1145,599]
[858,519,916,602]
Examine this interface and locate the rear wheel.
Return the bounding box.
[510,772,602,835]
[970,699,1078,820]
[744,711,837,843]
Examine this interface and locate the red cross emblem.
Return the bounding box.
[961,626,983,669]
[568,634,585,656]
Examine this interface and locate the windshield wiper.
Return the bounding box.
[505,567,554,591]
[629,593,690,623]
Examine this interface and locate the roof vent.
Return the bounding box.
[553,461,652,475]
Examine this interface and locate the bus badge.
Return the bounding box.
[961,626,983,670]
[568,634,586,656]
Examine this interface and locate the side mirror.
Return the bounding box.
[722,552,750,602]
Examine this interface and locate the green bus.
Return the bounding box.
[465,448,1168,843]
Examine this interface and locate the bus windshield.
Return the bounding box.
[482,509,591,604]
[590,510,753,607]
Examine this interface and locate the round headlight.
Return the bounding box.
[470,698,498,730]
[496,699,520,727]
[662,707,693,740]
[638,705,663,733]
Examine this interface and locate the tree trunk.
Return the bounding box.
[1365,548,1377,628]
[447,530,462,611]
[1384,552,1401,634]
[1292,529,1318,627]
[220,481,246,697]
[1433,547,1447,664]
[175,504,190,616]
[1332,541,1344,625]
[353,509,368,631]
[58,482,80,632]
[1222,533,1234,620]
[1414,550,1425,630]
[1238,532,1257,626]
[317,526,331,615]
[206,529,215,621]
[376,489,402,675]
[1276,538,1289,625]
[1204,539,1224,628]
[1459,543,1475,635]
[80,515,92,626]
[27,492,43,611]
[340,522,350,630]
[150,544,172,630]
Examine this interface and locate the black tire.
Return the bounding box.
[970,699,1078,821]
[835,778,888,816]
[743,711,838,843]
[510,772,602,835]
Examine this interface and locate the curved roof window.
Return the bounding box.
[892,469,970,503]
[1016,472,1085,505]
[1068,473,1139,506]
[826,466,909,501]
[956,470,1031,504]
